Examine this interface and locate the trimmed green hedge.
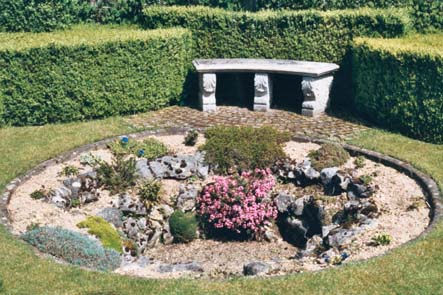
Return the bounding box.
[142,6,411,106]
[0,0,86,33]
[143,6,410,60]
[412,0,443,32]
[353,34,443,143]
[155,0,413,11]
[0,25,192,126]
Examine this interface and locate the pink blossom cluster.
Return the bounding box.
[197,168,277,239]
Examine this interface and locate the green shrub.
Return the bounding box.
[0,0,85,33]
[22,226,121,271]
[77,216,123,253]
[169,210,198,243]
[30,189,46,200]
[353,34,443,143]
[108,137,169,159]
[137,180,162,209]
[96,156,137,194]
[371,233,392,246]
[137,138,169,160]
[80,152,103,167]
[30,187,53,200]
[0,25,192,126]
[201,126,290,173]
[308,143,350,170]
[59,165,80,177]
[354,156,366,168]
[142,6,410,106]
[183,129,199,146]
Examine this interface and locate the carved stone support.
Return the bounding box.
[254,73,272,112]
[301,75,334,117]
[199,73,217,112]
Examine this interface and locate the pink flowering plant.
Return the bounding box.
[197,168,277,240]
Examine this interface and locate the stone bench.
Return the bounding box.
[193,58,340,117]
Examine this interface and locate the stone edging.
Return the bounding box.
[1,128,441,245]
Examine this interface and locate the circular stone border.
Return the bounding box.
[0,127,441,262]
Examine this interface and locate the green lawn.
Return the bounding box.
[0,116,442,294]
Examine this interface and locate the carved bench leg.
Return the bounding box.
[199,73,217,112]
[254,73,272,112]
[301,75,334,117]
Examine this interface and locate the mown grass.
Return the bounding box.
[0,118,442,294]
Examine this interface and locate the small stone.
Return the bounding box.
[243,262,271,276]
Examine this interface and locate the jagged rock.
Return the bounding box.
[360,200,378,217]
[304,235,323,256]
[120,256,153,270]
[162,223,174,245]
[317,248,339,264]
[263,224,279,242]
[96,208,123,228]
[158,261,203,273]
[137,218,148,231]
[123,217,140,239]
[280,217,308,247]
[158,204,174,218]
[272,158,297,180]
[138,152,209,180]
[243,262,271,276]
[49,186,71,208]
[176,184,198,212]
[279,196,324,247]
[348,182,374,199]
[135,159,153,179]
[295,159,320,185]
[81,191,99,204]
[321,168,349,196]
[148,206,165,222]
[327,228,360,249]
[147,230,162,248]
[322,224,339,238]
[116,194,147,216]
[344,200,361,214]
[274,192,296,213]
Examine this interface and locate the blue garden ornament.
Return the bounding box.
[121,136,129,145]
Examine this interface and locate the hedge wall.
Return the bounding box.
[0,25,192,126]
[142,6,411,106]
[0,0,86,33]
[152,0,413,11]
[353,34,443,143]
[411,0,443,32]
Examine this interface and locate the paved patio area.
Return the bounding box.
[126,106,368,141]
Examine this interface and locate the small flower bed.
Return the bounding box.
[197,169,277,240]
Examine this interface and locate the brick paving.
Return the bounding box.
[126,106,368,141]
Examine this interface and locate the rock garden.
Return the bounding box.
[6,126,430,279]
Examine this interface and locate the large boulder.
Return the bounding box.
[278,196,324,248]
[135,152,209,180]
